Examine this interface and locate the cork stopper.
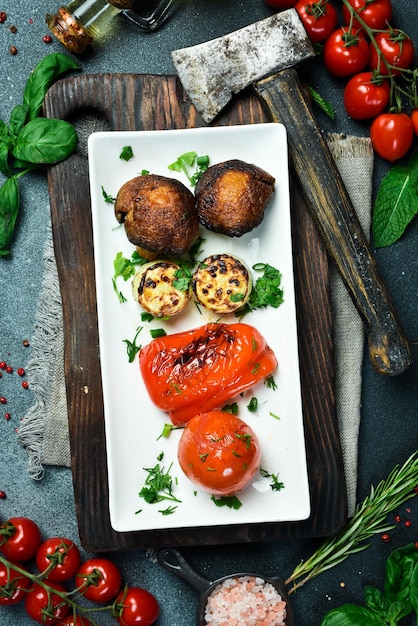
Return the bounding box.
[46,7,93,54]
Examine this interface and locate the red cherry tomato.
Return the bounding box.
[370,113,413,162]
[115,586,160,626]
[343,71,390,120]
[25,581,69,624]
[369,30,415,76]
[263,0,297,9]
[57,615,93,625]
[295,0,338,43]
[0,517,42,562]
[178,410,261,496]
[36,537,81,582]
[342,0,392,30]
[411,110,418,136]
[0,559,31,605]
[75,558,122,603]
[323,27,369,77]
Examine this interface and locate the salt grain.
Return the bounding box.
[205,575,287,626]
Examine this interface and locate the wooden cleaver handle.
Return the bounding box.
[254,68,411,376]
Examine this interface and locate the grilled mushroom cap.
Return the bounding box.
[195,159,275,237]
[114,174,199,257]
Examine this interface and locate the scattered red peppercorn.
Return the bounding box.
[22,339,30,347]
[5,365,13,373]
[9,46,17,55]
[4,413,11,420]
[21,381,29,389]
[395,514,401,523]
[0,397,7,405]
[0,11,7,23]
[42,34,53,44]
[405,520,412,528]
[0,361,6,369]
[0,491,6,499]
[381,533,391,543]
[406,508,411,514]
[17,367,25,377]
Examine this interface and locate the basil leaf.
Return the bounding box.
[372,148,418,248]
[9,103,30,137]
[13,118,78,164]
[0,176,20,256]
[321,604,385,625]
[385,544,418,605]
[23,53,81,121]
[364,586,387,613]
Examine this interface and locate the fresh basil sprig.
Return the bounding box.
[0,53,81,257]
[321,544,418,625]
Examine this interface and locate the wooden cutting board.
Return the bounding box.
[44,73,346,552]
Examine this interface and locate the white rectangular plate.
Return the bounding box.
[88,123,310,533]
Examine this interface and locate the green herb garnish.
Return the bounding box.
[237,263,284,317]
[112,251,135,302]
[168,151,209,186]
[119,145,134,161]
[150,328,167,339]
[211,495,242,510]
[138,462,181,506]
[247,397,258,412]
[260,468,285,492]
[222,402,239,415]
[101,186,116,203]
[122,326,143,362]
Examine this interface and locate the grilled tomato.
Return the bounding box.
[178,410,261,495]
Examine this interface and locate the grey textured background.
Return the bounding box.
[0,1,417,624]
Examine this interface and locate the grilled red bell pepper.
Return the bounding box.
[139,322,278,425]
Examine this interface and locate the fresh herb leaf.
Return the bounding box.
[247,397,258,412]
[12,118,78,164]
[372,148,418,248]
[211,495,242,510]
[150,328,167,339]
[265,376,278,391]
[260,468,285,492]
[309,86,335,120]
[112,251,135,302]
[101,186,115,203]
[172,265,192,291]
[159,505,178,515]
[237,263,284,317]
[168,151,209,186]
[138,462,181,505]
[0,176,20,257]
[122,326,142,362]
[222,402,239,415]
[157,423,182,439]
[120,145,134,161]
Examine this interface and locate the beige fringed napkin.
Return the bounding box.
[18,133,374,518]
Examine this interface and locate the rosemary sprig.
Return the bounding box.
[286,452,418,593]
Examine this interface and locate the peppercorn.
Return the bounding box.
[9,45,18,55]
[42,34,53,44]
[0,11,7,23]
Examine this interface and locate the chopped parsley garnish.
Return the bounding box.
[172,265,193,291]
[237,263,284,318]
[138,461,181,507]
[247,397,258,412]
[101,186,115,204]
[168,151,209,186]
[112,251,136,302]
[150,328,167,339]
[122,326,143,362]
[222,402,239,415]
[260,468,285,492]
[265,376,278,390]
[211,495,242,510]
[119,145,134,161]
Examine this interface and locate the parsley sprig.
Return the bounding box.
[236,263,284,318]
[138,461,181,508]
[168,151,209,186]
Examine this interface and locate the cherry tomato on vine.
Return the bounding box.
[342,0,392,30]
[411,110,418,136]
[0,559,31,605]
[36,537,81,582]
[263,0,297,8]
[25,581,69,624]
[295,0,338,43]
[323,27,369,77]
[370,113,413,162]
[343,71,390,120]
[369,30,415,76]
[0,517,42,562]
[75,558,122,603]
[115,586,160,626]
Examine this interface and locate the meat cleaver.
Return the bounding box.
[171,9,411,376]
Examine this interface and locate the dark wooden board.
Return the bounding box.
[44,73,346,552]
